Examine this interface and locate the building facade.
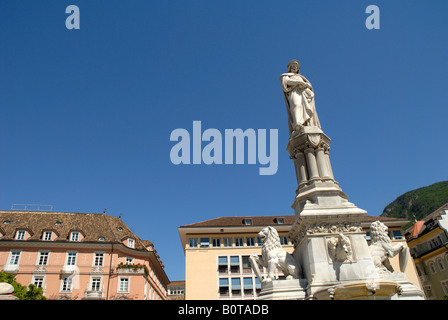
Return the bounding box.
[0,210,169,300]
[179,215,422,300]
[405,203,448,300]
[167,280,185,300]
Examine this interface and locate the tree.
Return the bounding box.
[0,271,46,300]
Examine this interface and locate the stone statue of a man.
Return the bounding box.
[280,60,321,135]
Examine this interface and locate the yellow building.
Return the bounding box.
[404,203,448,299]
[178,215,422,300]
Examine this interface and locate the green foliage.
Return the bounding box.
[0,271,46,300]
[117,262,150,277]
[380,181,448,224]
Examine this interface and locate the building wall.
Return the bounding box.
[0,244,168,300]
[185,231,293,300]
[409,227,448,299]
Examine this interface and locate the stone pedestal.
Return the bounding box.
[281,126,424,300]
[0,282,18,300]
[286,127,375,298]
[257,279,307,300]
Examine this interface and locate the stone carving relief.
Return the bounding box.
[306,222,362,236]
[327,233,354,263]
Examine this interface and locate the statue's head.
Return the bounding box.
[287,60,301,73]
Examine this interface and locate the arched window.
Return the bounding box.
[429,261,436,274]
[437,258,445,271]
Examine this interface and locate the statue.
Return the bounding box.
[369,220,409,272]
[280,60,321,136]
[249,226,301,282]
[328,233,354,263]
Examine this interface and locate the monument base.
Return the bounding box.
[378,269,425,300]
[257,279,307,300]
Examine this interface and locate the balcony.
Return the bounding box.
[61,265,77,274]
[116,263,149,276]
[2,264,19,273]
[84,290,104,300]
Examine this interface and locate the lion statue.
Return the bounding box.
[369,220,409,273]
[249,226,301,282]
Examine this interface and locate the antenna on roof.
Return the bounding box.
[11,204,53,211]
[103,208,107,213]
[118,213,124,219]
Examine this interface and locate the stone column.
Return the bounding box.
[294,150,308,186]
[315,145,330,179]
[324,148,334,180]
[305,147,319,180]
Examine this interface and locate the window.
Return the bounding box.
[429,262,436,274]
[118,277,129,292]
[66,252,77,266]
[231,278,241,296]
[255,278,262,293]
[257,237,263,246]
[169,286,184,295]
[365,232,371,241]
[230,256,240,273]
[200,238,210,248]
[219,278,229,296]
[280,236,289,245]
[61,276,72,292]
[43,231,52,241]
[392,230,403,240]
[37,251,49,266]
[246,237,255,247]
[243,277,253,295]
[16,230,25,240]
[441,280,448,296]
[70,231,79,242]
[125,257,134,265]
[212,238,221,247]
[234,237,244,247]
[91,277,102,291]
[437,258,445,271]
[242,256,251,272]
[223,237,232,247]
[243,218,253,225]
[128,238,135,248]
[275,217,285,224]
[189,238,198,248]
[9,251,21,265]
[94,253,104,267]
[218,256,228,273]
[33,276,44,288]
[423,285,434,299]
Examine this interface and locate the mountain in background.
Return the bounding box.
[380,180,448,223]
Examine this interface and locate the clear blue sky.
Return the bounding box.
[1,1,447,281]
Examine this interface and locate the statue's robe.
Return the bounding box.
[280,72,321,134]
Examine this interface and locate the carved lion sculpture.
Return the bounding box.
[249,226,301,282]
[369,220,409,272]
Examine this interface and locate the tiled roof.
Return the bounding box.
[0,210,148,251]
[405,203,448,240]
[179,215,408,228]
